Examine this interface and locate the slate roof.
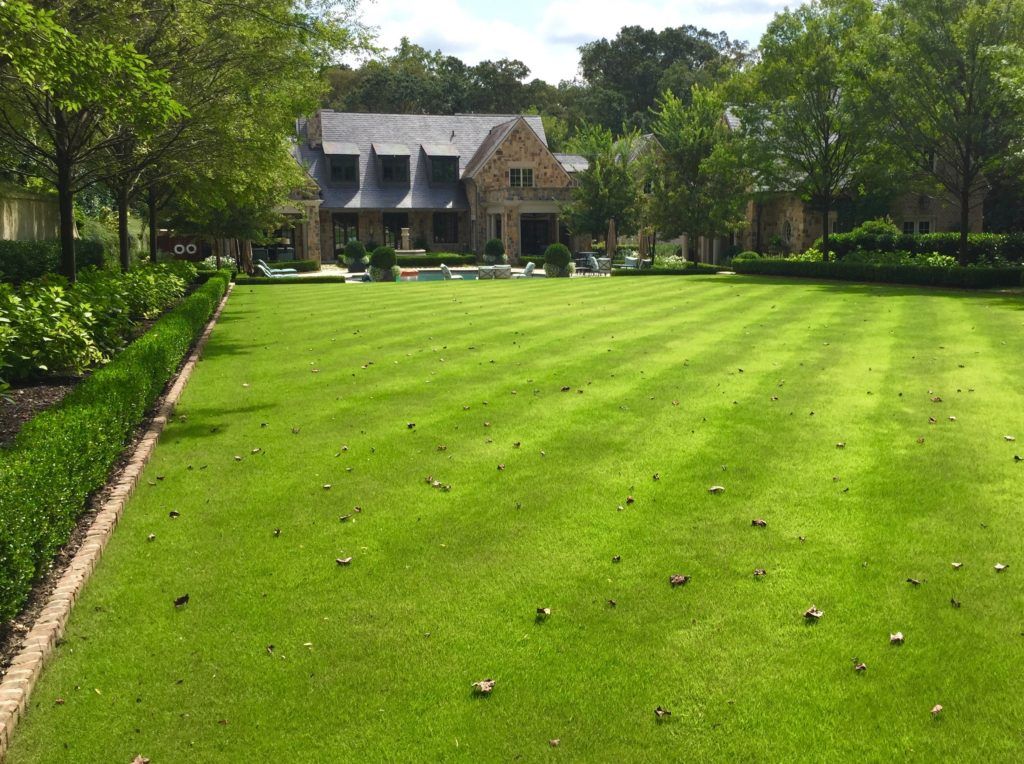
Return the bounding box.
[295,112,547,211]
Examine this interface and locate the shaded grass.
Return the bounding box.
[7,276,1024,762]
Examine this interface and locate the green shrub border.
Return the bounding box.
[0,270,231,624]
[235,276,349,285]
[396,254,476,267]
[612,264,722,277]
[264,259,319,272]
[0,240,105,284]
[731,259,1023,289]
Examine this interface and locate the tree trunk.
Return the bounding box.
[755,202,763,254]
[820,200,831,262]
[148,184,159,264]
[959,187,971,266]
[54,114,77,281]
[215,238,222,270]
[241,240,254,275]
[117,184,131,271]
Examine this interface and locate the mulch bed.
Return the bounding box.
[0,381,78,448]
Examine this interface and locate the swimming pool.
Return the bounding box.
[404,268,479,281]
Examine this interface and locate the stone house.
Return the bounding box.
[288,110,587,264]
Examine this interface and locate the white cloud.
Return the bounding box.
[353,0,789,83]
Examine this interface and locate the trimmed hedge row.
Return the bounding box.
[612,264,722,277]
[396,254,476,267]
[0,270,231,624]
[0,240,106,283]
[235,276,349,285]
[813,231,1024,263]
[732,259,1023,289]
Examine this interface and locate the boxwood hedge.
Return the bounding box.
[732,259,1023,289]
[812,231,1024,263]
[612,264,722,277]
[0,240,106,284]
[0,270,230,624]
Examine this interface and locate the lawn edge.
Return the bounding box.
[0,283,235,759]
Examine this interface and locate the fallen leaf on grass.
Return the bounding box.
[931,704,943,717]
[626,496,635,505]
[292,427,300,434]
[751,519,767,528]
[669,574,691,587]
[131,756,151,764]
[147,534,156,542]
[323,484,332,491]
[950,597,961,608]
[854,662,867,672]
[233,456,242,462]
[708,486,726,495]
[173,594,189,608]
[995,563,1009,572]
[612,555,621,563]
[906,578,921,586]
[951,562,963,570]
[273,528,281,537]
[931,396,943,403]
[607,599,617,608]
[1005,435,1016,442]
[890,632,905,645]
[754,569,767,578]
[497,464,505,471]
[266,645,274,655]
[168,511,180,519]
[55,697,65,705]
[251,447,262,454]
[513,441,521,448]
[561,386,571,392]
[407,422,416,429]
[804,606,823,620]
[339,515,351,523]
[917,437,926,445]
[336,557,353,566]
[536,607,551,619]
[654,706,672,719]
[653,473,660,481]
[472,679,495,695]
[836,442,846,449]
[549,739,560,748]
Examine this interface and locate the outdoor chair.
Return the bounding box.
[440,263,464,280]
[513,261,537,279]
[255,262,295,279]
[258,259,298,274]
[587,255,602,276]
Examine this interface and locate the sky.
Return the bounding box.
[354,0,793,83]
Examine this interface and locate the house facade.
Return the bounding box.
[289,110,587,264]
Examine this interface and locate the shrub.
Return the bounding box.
[612,263,721,277]
[266,259,319,273]
[732,259,1022,289]
[369,246,397,281]
[732,251,761,263]
[653,255,689,270]
[543,243,573,277]
[483,238,508,265]
[343,240,367,264]
[655,242,683,258]
[0,270,230,624]
[235,276,349,285]
[0,240,105,283]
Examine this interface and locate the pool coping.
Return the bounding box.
[0,283,235,758]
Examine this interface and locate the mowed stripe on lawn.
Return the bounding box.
[7,277,1024,762]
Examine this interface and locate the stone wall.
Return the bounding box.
[888,191,982,233]
[473,121,571,194]
[0,188,60,241]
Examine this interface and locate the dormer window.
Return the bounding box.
[381,155,409,183]
[431,157,458,183]
[329,155,358,185]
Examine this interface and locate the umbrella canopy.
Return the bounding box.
[606,217,617,261]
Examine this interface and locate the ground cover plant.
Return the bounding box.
[6,276,1024,762]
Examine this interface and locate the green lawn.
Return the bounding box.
[8,276,1024,762]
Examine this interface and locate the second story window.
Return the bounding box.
[381,155,409,183]
[431,157,458,183]
[329,155,358,185]
[509,167,534,188]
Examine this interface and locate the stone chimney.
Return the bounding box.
[306,109,325,148]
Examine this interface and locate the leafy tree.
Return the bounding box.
[646,87,749,245]
[579,25,749,131]
[733,0,878,255]
[868,0,1024,263]
[0,0,181,279]
[563,125,643,248]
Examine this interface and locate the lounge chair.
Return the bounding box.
[255,263,295,279]
[440,263,464,280]
[513,261,537,279]
[258,259,298,274]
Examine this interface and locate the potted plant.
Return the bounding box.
[343,240,368,273]
[542,243,574,278]
[483,238,508,265]
[369,245,400,282]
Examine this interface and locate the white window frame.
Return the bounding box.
[509,167,535,188]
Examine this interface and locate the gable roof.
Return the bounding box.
[295,112,547,211]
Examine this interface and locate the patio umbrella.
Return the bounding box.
[606,217,617,263]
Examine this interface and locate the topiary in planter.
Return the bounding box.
[369,246,397,282]
[483,237,508,265]
[343,240,368,272]
[542,243,574,277]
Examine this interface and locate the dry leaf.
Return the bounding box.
[336,557,353,566]
[669,574,691,587]
[497,464,505,471]
[266,644,275,655]
[536,607,551,617]
[751,519,767,528]
[708,486,726,495]
[804,606,823,620]
[168,511,180,519]
[147,533,156,542]
[173,594,189,607]
[323,484,332,490]
[513,441,521,448]
[472,679,495,695]
[233,455,242,462]
[906,578,921,586]
[561,386,571,392]
[890,631,905,645]
[950,597,961,608]
[836,442,846,449]
[949,416,957,422]
[55,697,65,705]
[995,563,1008,572]
[654,706,672,719]
[854,662,867,672]
[754,568,767,578]
[607,599,617,608]
[292,427,300,434]
[626,496,635,505]
[407,422,416,429]
[1004,435,1016,442]
[339,514,351,523]
[612,555,621,563]
[931,396,943,403]
[653,472,660,481]
[916,437,925,444]
[132,757,151,764]
[951,562,963,570]
[273,528,281,537]
[931,704,943,717]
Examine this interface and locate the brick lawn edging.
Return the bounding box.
[0,283,235,758]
